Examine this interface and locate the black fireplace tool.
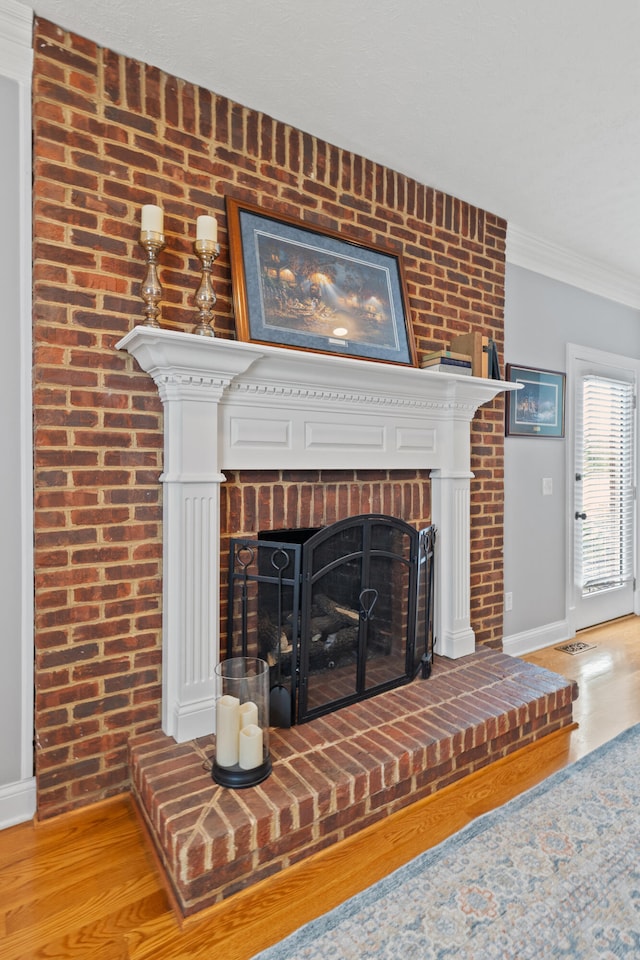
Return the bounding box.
[419,526,436,679]
[269,548,292,727]
[236,545,253,659]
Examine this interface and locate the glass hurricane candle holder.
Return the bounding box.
[212,656,272,789]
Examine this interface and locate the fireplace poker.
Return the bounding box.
[235,545,254,658]
[269,548,292,728]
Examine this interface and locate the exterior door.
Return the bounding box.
[571,351,636,630]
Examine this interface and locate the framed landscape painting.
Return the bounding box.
[226,198,417,366]
[506,364,566,438]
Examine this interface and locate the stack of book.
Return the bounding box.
[420,350,472,375]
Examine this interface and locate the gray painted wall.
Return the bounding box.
[0,73,24,784]
[503,263,640,639]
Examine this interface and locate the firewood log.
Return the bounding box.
[309,613,345,640]
[324,625,359,657]
[313,593,360,623]
[258,611,290,664]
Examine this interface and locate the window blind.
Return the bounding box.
[575,375,635,595]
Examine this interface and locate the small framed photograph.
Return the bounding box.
[505,364,566,438]
[226,198,417,366]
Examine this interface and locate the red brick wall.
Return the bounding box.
[32,18,506,817]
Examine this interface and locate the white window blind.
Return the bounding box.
[575,375,635,595]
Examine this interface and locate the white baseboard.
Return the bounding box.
[502,619,571,658]
[0,776,36,830]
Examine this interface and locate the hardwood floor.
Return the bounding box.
[2,616,638,960]
[523,615,640,762]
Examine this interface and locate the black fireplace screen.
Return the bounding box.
[228,515,435,725]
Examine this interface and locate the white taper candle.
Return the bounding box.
[196,214,217,243]
[141,204,163,235]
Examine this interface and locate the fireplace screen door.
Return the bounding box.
[298,515,420,720]
[228,514,435,725]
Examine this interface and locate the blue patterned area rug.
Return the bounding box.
[252,724,640,959]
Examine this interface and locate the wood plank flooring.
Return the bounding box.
[2,616,638,960]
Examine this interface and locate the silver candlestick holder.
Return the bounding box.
[139,230,165,328]
[193,239,220,336]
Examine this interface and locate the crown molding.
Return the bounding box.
[0,0,33,83]
[506,224,640,310]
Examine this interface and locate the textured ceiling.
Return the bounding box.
[33,0,640,292]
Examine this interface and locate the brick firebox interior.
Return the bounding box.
[32,17,506,819]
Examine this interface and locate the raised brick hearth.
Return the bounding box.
[130,648,577,916]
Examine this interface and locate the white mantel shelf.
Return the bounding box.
[117,326,517,742]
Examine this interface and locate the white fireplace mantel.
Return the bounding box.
[117,326,516,742]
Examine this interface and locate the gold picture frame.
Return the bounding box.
[227,198,417,366]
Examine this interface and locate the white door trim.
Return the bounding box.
[565,343,640,636]
[0,0,35,825]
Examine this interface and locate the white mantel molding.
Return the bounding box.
[117,326,516,742]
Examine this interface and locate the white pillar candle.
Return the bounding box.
[196,214,217,243]
[215,694,240,767]
[238,723,263,770]
[239,700,258,729]
[141,204,164,234]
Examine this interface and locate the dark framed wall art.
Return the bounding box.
[226,198,417,366]
[505,364,566,438]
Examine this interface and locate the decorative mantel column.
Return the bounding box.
[430,471,474,657]
[116,329,265,741]
[117,326,515,742]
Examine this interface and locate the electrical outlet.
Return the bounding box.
[542,477,553,496]
[505,592,513,611]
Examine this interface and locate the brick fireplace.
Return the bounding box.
[119,327,572,920]
[32,16,509,818]
[117,326,515,741]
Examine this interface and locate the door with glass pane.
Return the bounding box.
[573,357,636,630]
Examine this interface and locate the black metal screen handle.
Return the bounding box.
[359,588,378,621]
[575,512,587,520]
